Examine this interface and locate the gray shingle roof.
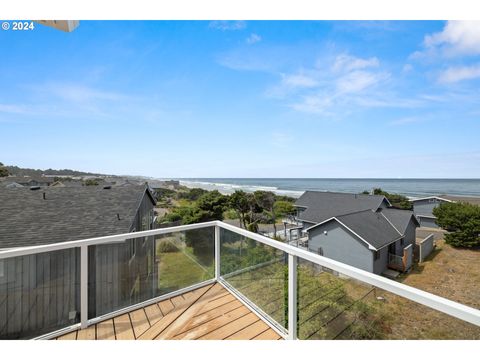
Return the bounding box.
[0,176,54,185]
[379,208,418,235]
[295,191,389,224]
[0,185,155,249]
[306,209,402,250]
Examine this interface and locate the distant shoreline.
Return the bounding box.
[175,178,480,199]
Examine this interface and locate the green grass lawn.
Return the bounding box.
[157,251,214,294]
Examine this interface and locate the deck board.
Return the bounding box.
[96,319,115,340]
[129,309,151,338]
[225,320,270,340]
[113,314,135,340]
[77,326,96,340]
[144,303,164,325]
[199,312,259,340]
[54,283,281,341]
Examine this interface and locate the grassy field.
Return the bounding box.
[156,237,214,294]
[379,239,480,339]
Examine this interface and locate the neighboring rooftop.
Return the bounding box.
[295,191,390,224]
[0,185,155,248]
[379,207,419,235]
[0,176,55,185]
[410,196,452,203]
[305,209,403,250]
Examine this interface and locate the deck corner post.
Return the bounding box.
[288,254,297,340]
[214,225,221,280]
[80,245,88,329]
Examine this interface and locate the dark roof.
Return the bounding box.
[306,209,402,250]
[295,191,390,224]
[0,185,155,249]
[379,208,419,235]
[0,176,54,185]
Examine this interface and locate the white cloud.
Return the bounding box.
[336,70,387,94]
[415,21,480,58]
[290,93,335,115]
[281,73,318,88]
[209,21,246,31]
[438,64,480,83]
[246,33,261,45]
[389,116,422,126]
[332,54,379,73]
[45,83,127,103]
[426,21,480,55]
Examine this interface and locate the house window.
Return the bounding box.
[374,251,380,260]
[400,238,405,247]
[317,247,323,256]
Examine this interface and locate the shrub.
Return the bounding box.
[433,202,480,247]
[223,208,238,220]
[157,239,179,253]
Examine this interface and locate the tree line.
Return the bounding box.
[159,187,296,234]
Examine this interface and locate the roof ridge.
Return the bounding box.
[378,212,403,236]
[304,190,384,197]
[336,208,377,217]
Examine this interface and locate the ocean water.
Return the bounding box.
[177,178,480,198]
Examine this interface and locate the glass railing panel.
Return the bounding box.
[0,248,80,339]
[219,228,287,330]
[88,227,215,319]
[156,227,215,295]
[296,259,480,340]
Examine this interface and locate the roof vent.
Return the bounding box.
[103,185,112,190]
[30,186,40,191]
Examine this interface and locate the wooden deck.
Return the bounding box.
[56,283,283,340]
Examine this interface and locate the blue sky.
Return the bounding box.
[1,20,480,178]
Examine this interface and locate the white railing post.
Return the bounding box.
[215,225,221,280]
[80,245,88,328]
[288,254,297,340]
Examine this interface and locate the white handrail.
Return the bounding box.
[0,221,218,258]
[1,220,480,332]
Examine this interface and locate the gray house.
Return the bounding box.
[410,196,453,228]
[295,191,391,231]
[294,191,419,275]
[0,185,157,339]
